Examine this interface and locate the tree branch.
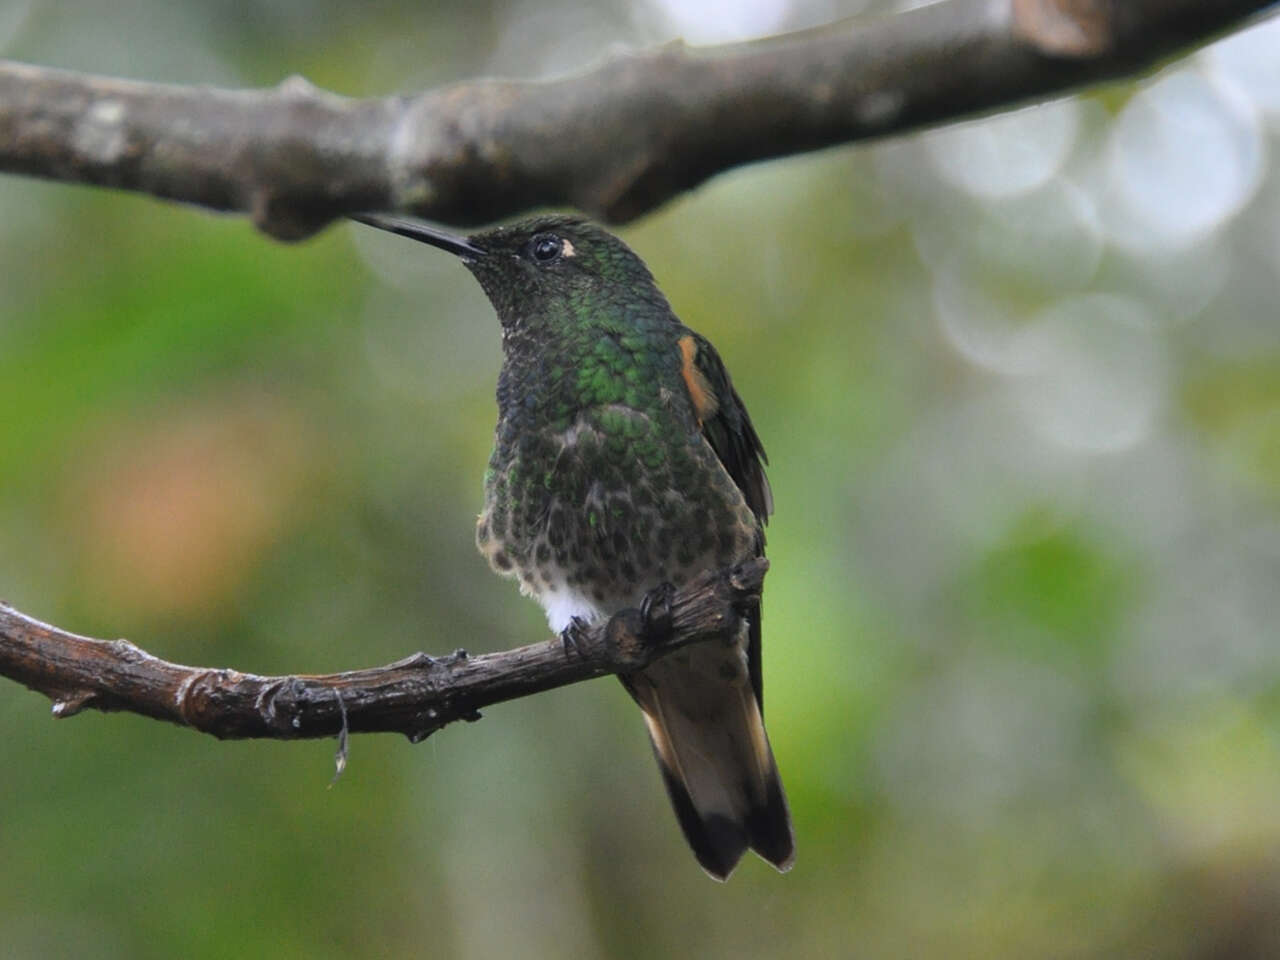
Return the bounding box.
[0,0,1273,239]
[0,559,766,743]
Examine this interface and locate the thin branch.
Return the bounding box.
[0,559,766,743]
[0,0,1273,239]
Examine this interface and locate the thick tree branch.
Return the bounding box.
[0,560,766,743]
[0,0,1273,238]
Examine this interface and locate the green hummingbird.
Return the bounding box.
[354,212,794,880]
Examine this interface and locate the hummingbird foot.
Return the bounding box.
[560,616,592,657]
[640,581,677,643]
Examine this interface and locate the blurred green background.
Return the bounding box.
[4,1,1280,957]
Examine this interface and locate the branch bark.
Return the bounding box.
[0,0,1273,239]
[0,559,766,743]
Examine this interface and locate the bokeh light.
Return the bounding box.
[1204,12,1280,118]
[924,99,1082,199]
[1100,68,1265,253]
[1006,294,1167,454]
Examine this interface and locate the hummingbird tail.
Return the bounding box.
[629,642,794,880]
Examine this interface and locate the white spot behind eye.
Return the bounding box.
[561,239,575,257]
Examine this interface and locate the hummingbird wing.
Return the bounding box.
[677,332,772,707]
[624,332,792,880]
[680,333,773,527]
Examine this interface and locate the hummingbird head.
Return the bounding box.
[353,213,670,334]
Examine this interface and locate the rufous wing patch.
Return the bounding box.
[678,335,719,426]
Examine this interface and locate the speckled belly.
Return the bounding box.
[474,406,759,622]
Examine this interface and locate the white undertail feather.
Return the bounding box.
[536,583,603,634]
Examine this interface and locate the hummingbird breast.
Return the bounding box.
[474,400,760,630]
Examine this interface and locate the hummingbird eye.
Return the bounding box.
[529,234,564,264]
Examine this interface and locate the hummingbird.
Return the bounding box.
[354,212,794,880]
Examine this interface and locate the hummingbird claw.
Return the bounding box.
[561,616,591,657]
[640,581,677,642]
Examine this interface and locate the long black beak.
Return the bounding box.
[351,213,486,260]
